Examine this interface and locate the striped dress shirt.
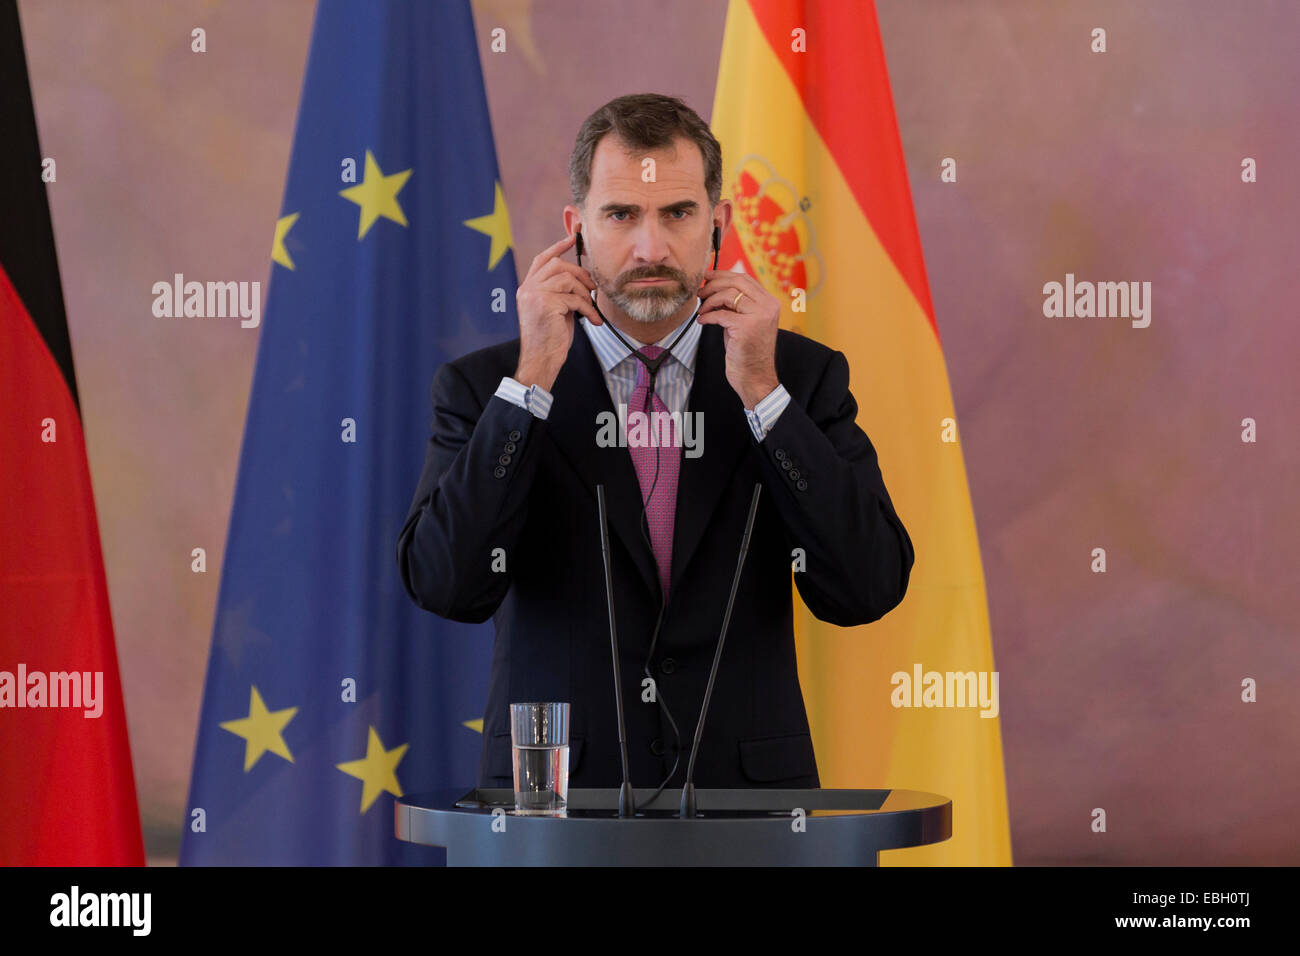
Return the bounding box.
[494,294,790,441]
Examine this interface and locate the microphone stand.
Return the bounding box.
[596,485,636,817]
[680,483,763,818]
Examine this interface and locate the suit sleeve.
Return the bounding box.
[756,349,915,626]
[396,360,545,622]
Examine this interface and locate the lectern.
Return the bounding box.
[395,786,951,865]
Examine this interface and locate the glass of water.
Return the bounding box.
[509,702,569,815]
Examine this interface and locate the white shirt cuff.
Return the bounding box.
[494,377,553,420]
[744,384,789,441]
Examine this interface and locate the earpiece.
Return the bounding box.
[575,229,585,259]
[712,225,721,253]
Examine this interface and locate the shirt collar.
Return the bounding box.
[580,294,703,374]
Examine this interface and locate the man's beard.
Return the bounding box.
[594,265,699,324]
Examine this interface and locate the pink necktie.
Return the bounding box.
[626,346,680,599]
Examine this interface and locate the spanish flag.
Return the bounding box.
[711,0,1011,864]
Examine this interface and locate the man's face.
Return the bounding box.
[568,134,721,324]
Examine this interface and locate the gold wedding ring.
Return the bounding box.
[732,291,745,310]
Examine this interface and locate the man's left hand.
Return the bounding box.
[695,270,780,409]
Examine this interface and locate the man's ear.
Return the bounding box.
[562,204,584,250]
[712,199,734,246]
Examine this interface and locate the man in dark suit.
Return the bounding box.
[397,93,913,792]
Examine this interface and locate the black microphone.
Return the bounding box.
[680,482,763,818]
[596,484,636,817]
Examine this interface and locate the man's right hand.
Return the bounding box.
[513,232,601,392]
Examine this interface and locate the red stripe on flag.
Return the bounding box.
[0,264,144,865]
[745,0,938,337]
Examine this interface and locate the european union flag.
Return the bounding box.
[181,0,516,865]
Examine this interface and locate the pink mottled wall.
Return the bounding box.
[17,0,1298,863]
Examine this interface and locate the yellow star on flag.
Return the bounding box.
[462,180,513,270]
[462,718,484,733]
[219,686,298,772]
[339,150,413,239]
[336,726,409,814]
[271,212,299,270]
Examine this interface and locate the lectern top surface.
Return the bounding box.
[396,787,950,817]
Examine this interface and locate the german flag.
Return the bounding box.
[710,0,1012,864]
[0,0,144,865]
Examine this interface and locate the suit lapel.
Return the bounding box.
[668,323,752,596]
[545,328,662,601]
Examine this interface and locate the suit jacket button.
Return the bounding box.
[796,479,808,491]
[660,657,677,674]
[498,454,512,465]
[493,465,507,479]
[774,448,787,461]
[650,737,665,756]
[789,469,801,480]
[781,458,792,471]
[507,429,521,442]
[503,441,517,454]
